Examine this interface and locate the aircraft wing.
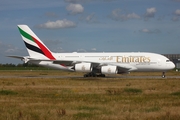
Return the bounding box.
[107,63,137,72]
[52,60,136,72]
[53,60,81,66]
[7,56,136,72]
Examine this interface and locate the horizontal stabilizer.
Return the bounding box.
[7,55,28,59]
[7,55,30,63]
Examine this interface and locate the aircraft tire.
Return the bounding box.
[162,72,166,78]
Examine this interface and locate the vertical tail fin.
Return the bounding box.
[18,25,55,60]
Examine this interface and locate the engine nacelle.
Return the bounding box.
[101,66,118,74]
[75,63,92,72]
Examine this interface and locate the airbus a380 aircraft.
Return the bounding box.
[8,25,175,78]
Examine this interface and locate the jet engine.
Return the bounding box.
[101,66,118,74]
[75,63,92,72]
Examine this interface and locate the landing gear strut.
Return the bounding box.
[162,72,166,78]
[83,72,105,77]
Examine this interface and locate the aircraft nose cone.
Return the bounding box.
[169,62,175,70]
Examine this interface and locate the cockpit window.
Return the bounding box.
[166,60,170,62]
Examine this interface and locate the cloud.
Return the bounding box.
[64,0,116,3]
[77,49,87,52]
[65,0,81,3]
[0,41,25,55]
[76,48,97,52]
[42,39,66,52]
[172,16,179,21]
[86,14,95,22]
[175,9,180,16]
[144,7,156,20]
[80,13,99,23]
[37,19,77,29]
[44,39,62,47]
[45,12,59,18]
[91,48,97,51]
[66,3,84,14]
[139,28,161,34]
[140,29,150,33]
[171,9,180,21]
[0,40,27,64]
[109,9,140,21]
[145,7,156,17]
[64,0,94,3]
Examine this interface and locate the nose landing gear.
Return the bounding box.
[162,72,166,78]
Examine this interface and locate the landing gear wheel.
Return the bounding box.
[97,74,105,77]
[83,73,95,77]
[162,72,166,78]
[84,74,88,77]
[101,74,105,77]
[83,73,105,77]
[162,75,166,78]
[93,74,97,77]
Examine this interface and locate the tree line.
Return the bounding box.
[0,63,39,67]
[0,63,50,70]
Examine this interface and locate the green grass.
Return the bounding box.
[123,88,142,94]
[0,89,18,95]
[171,91,180,96]
[0,70,180,119]
[74,112,94,119]
[77,106,100,111]
[145,106,161,112]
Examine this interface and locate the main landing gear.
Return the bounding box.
[162,72,166,78]
[83,72,105,77]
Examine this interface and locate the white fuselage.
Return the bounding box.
[30,52,175,73]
